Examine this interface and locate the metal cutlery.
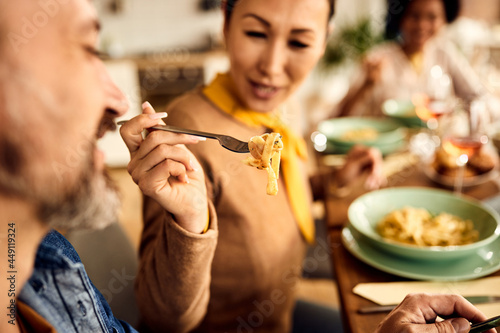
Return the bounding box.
[470,314,500,333]
[358,296,500,314]
[117,120,250,153]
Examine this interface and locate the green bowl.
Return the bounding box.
[382,99,425,128]
[318,117,406,155]
[324,139,405,155]
[348,187,500,261]
[491,132,500,154]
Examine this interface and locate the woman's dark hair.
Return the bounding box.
[224,0,335,23]
[385,0,460,40]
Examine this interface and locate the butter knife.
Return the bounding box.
[359,296,500,314]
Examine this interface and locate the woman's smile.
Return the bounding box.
[249,79,281,100]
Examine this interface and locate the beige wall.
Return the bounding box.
[460,0,500,23]
[95,0,390,57]
[95,0,223,56]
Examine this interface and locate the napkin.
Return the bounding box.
[354,277,500,317]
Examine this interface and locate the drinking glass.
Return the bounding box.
[440,100,488,194]
[414,65,454,130]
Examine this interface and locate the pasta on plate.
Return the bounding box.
[377,207,479,247]
[340,128,379,142]
[242,133,283,195]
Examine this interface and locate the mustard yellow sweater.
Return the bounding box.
[136,89,309,332]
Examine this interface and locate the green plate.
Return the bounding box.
[342,225,500,281]
[318,117,407,155]
[324,138,406,155]
[382,99,425,128]
[348,187,500,261]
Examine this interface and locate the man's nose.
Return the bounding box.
[101,68,129,118]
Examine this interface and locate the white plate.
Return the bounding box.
[424,146,500,188]
[423,165,499,188]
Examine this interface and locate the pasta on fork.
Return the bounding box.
[243,133,283,195]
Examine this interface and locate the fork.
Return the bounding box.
[117,120,250,153]
[470,314,500,333]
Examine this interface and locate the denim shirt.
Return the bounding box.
[18,230,138,333]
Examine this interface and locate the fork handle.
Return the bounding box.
[117,120,220,140]
[150,125,219,140]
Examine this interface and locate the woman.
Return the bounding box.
[131,0,383,332]
[334,0,485,118]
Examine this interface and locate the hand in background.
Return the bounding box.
[120,102,209,234]
[375,293,496,333]
[363,55,386,86]
[335,55,387,118]
[335,145,385,190]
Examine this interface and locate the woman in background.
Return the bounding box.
[334,0,485,118]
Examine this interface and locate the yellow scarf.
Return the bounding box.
[202,73,315,244]
[408,51,424,75]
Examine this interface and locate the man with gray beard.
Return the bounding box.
[0,0,216,332]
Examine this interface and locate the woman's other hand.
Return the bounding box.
[363,56,386,87]
[120,102,209,234]
[335,145,385,190]
[335,56,386,117]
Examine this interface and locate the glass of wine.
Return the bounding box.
[414,94,453,130]
[440,100,489,194]
[411,66,454,155]
[417,66,454,124]
[410,93,454,162]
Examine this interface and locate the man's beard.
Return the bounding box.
[0,130,122,231]
[38,156,121,231]
[0,69,121,231]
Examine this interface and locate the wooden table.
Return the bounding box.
[323,158,500,333]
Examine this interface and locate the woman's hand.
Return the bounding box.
[363,55,386,86]
[375,293,496,333]
[120,102,209,234]
[335,145,385,190]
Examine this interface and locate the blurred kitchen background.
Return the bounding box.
[68,0,500,327]
[97,0,500,167]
